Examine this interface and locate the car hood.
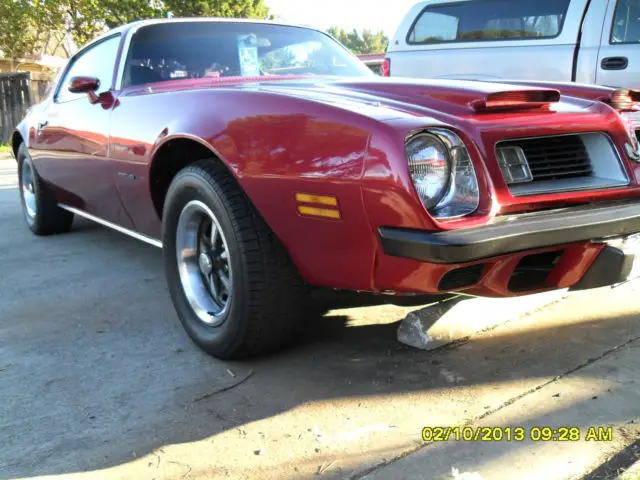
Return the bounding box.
[126,75,608,125]
[250,77,602,122]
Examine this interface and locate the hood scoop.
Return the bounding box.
[471,89,561,112]
[331,79,563,115]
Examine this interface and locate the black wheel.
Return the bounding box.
[162,159,306,359]
[17,143,73,235]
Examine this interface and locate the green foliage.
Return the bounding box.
[0,0,272,60]
[66,0,272,47]
[0,0,66,59]
[162,0,271,19]
[327,26,388,54]
[0,0,34,60]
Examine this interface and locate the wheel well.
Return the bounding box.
[149,138,222,219]
[10,132,24,159]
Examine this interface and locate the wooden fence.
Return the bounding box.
[0,73,31,144]
[0,72,52,144]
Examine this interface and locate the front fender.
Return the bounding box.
[111,88,384,290]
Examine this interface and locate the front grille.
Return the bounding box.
[500,135,593,182]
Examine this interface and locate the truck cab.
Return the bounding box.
[386,0,640,88]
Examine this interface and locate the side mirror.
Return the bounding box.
[68,76,100,94]
[69,76,102,103]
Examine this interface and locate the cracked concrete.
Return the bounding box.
[1,159,640,480]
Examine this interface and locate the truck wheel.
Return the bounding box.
[162,160,306,359]
[17,144,74,235]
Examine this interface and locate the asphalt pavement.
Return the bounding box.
[1,158,639,480]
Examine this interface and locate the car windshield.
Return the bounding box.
[123,21,373,87]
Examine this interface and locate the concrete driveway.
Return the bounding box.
[0,158,639,480]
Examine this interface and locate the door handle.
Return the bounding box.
[601,56,629,70]
[36,120,48,134]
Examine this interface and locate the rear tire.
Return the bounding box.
[17,144,73,236]
[162,160,306,359]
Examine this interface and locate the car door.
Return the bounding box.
[31,34,134,228]
[597,0,640,88]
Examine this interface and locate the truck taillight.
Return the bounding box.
[382,58,390,77]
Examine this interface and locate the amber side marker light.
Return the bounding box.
[295,193,341,219]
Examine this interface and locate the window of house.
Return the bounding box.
[611,0,640,44]
[408,0,571,44]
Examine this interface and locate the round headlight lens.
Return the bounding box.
[406,134,451,209]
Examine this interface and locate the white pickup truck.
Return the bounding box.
[385,0,640,88]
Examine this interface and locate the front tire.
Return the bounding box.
[17,144,73,235]
[162,160,305,359]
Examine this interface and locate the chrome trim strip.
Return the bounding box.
[58,204,163,248]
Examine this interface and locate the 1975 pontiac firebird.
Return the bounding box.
[12,19,640,358]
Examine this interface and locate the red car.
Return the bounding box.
[11,19,640,359]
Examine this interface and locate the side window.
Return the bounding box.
[408,0,571,44]
[611,0,640,44]
[409,12,459,43]
[57,35,120,103]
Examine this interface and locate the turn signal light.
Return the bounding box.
[295,193,341,220]
[496,146,533,184]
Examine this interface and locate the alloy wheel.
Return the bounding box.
[175,200,233,326]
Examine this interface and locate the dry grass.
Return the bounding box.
[620,472,640,480]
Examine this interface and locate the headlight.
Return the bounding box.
[406,129,480,219]
[406,134,450,209]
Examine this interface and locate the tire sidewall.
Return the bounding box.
[163,169,249,357]
[17,146,39,232]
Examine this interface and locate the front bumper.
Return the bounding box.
[379,200,640,264]
[377,200,640,296]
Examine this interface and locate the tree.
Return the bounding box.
[0,0,273,61]
[65,0,272,47]
[0,0,37,60]
[361,29,388,54]
[163,0,271,19]
[327,26,388,55]
[0,0,68,60]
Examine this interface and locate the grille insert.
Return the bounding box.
[508,251,563,292]
[500,135,592,182]
[438,264,485,291]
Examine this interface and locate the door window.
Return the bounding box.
[57,35,121,103]
[611,0,640,44]
[408,0,571,44]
